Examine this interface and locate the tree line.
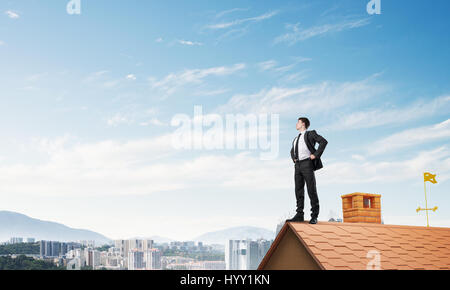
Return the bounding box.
[0,242,40,255]
[0,255,64,270]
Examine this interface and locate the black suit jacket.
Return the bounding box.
[290,130,328,171]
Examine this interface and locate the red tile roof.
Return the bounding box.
[261,221,450,270]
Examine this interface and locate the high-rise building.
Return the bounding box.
[142,239,154,251]
[92,250,101,267]
[39,240,61,257]
[40,240,66,257]
[144,248,161,270]
[39,240,45,257]
[225,239,273,270]
[85,248,94,267]
[257,239,272,264]
[128,249,144,270]
[114,239,130,258]
[103,249,122,268]
[61,243,68,256]
[129,239,143,251]
[144,249,152,270]
[246,240,260,270]
[26,238,35,243]
[45,241,52,257]
[51,241,60,257]
[275,223,284,236]
[225,240,248,270]
[77,249,87,267]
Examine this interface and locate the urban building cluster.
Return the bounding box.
[162,256,226,270]
[111,239,160,270]
[40,240,81,258]
[2,236,273,270]
[40,238,224,270]
[159,241,214,252]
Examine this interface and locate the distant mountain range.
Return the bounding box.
[0,211,112,246]
[0,211,276,246]
[192,226,276,245]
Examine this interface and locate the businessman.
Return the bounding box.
[286,117,328,224]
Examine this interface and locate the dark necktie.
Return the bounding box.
[295,133,302,160]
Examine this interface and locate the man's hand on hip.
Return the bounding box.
[310,154,316,160]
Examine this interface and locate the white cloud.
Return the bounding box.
[213,26,250,43]
[3,131,449,200]
[107,113,132,127]
[126,74,136,81]
[331,95,450,130]
[27,72,49,82]
[278,71,309,84]
[274,18,371,45]
[102,80,120,88]
[258,57,312,74]
[139,118,166,127]
[83,70,109,83]
[106,107,161,127]
[155,37,163,43]
[149,63,246,95]
[216,75,385,115]
[351,154,366,161]
[320,146,450,184]
[207,10,279,30]
[0,136,290,197]
[383,215,450,229]
[5,10,20,19]
[368,119,450,155]
[258,60,278,71]
[194,88,230,97]
[214,8,250,19]
[83,70,126,88]
[0,41,4,46]
[178,39,203,46]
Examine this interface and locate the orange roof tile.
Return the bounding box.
[262,221,450,270]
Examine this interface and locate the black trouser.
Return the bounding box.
[294,158,319,219]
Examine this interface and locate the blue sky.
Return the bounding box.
[0,0,449,241]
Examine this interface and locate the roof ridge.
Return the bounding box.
[292,221,450,230]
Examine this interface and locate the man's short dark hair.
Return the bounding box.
[298,117,310,129]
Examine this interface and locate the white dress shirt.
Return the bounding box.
[294,130,311,161]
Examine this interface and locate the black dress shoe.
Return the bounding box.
[286,213,304,222]
[309,218,318,224]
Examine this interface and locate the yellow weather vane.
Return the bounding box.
[416,172,438,227]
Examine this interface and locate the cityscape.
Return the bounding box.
[0,236,275,270]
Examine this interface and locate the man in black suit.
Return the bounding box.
[286,117,328,224]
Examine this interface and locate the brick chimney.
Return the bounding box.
[341,193,382,224]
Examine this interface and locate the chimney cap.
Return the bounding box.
[341,192,381,198]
